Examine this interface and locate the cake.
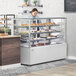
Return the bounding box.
[38,43,44,46]
[31,44,36,47]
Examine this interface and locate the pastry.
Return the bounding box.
[21,24,25,26]
[45,29,49,31]
[47,35,56,38]
[49,23,51,25]
[31,31,35,33]
[42,23,45,25]
[34,38,37,40]
[31,44,36,47]
[44,23,46,25]
[31,23,35,26]
[45,43,50,45]
[35,23,39,26]
[52,22,55,24]
[34,38,41,40]
[38,23,42,25]
[26,24,29,26]
[48,23,51,25]
[47,37,51,38]
[1,18,6,20]
[0,22,3,24]
[38,23,41,25]
[46,23,49,25]
[49,35,57,37]
[49,30,52,32]
[41,30,45,32]
[37,30,41,32]
[25,31,28,34]
[7,18,11,20]
[1,18,11,20]
[21,24,28,26]
[45,23,47,25]
[0,33,8,36]
[41,23,45,25]
[37,38,41,39]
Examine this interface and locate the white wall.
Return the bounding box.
[41,0,65,17]
[0,0,20,14]
[66,14,76,57]
[0,0,76,58]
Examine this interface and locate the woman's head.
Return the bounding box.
[31,8,38,17]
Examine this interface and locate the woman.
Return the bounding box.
[29,8,39,18]
[29,8,41,37]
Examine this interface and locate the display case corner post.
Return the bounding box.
[28,19,31,47]
[11,18,14,35]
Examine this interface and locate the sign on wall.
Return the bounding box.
[64,0,76,12]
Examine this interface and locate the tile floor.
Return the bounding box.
[18,63,76,76]
[0,59,76,76]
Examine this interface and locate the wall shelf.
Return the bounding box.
[18,5,43,8]
[18,0,43,15]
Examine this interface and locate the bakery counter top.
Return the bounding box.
[0,35,21,38]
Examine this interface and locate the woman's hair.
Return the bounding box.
[31,8,38,13]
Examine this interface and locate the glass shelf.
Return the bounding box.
[15,31,61,36]
[14,24,60,28]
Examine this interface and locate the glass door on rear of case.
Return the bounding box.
[50,18,66,45]
[14,18,30,48]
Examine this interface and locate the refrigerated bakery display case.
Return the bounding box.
[13,17,67,65]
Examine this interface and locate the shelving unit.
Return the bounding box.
[18,5,43,8]
[0,15,6,27]
[0,14,15,35]
[13,17,67,65]
[18,0,43,14]
[6,14,15,28]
